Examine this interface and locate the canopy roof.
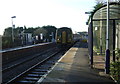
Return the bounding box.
[92,2,120,20]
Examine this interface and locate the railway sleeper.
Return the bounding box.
[23,77,39,81]
[27,74,43,77]
[40,64,54,67]
[18,80,36,83]
[37,67,51,70]
[40,63,55,67]
[31,72,46,75]
[34,69,48,72]
[45,61,56,64]
[38,65,51,69]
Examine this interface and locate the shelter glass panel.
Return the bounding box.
[116,20,120,49]
[93,20,113,54]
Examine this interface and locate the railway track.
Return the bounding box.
[2,47,59,83]
[2,47,57,72]
[5,48,66,84]
[2,42,55,65]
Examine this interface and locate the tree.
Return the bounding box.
[42,25,57,41]
[3,27,25,48]
[3,27,12,37]
[24,27,36,34]
[93,3,103,11]
[33,27,47,36]
[3,27,24,37]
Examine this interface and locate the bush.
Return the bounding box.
[2,37,13,49]
[110,48,120,83]
[2,36,21,49]
[110,62,120,82]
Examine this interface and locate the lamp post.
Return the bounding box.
[105,0,110,74]
[11,16,16,43]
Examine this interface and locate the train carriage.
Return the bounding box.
[56,27,73,45]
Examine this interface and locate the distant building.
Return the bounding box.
[73,34,81,41]
[77,32,88,40]
[24,33,33,45]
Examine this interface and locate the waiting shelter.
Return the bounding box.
[88,2,120,69]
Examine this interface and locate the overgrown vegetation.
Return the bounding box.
[2,25,57,49]
[110,48,120,83]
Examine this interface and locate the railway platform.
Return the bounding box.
[41,42,115,83]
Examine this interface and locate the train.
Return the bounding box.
[56,27,73,45]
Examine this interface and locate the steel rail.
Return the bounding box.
[5,50,61,84]
[2,47,57,72]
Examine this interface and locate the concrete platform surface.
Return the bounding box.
[41,42,115,83]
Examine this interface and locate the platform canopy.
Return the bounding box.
[93,2,120,20]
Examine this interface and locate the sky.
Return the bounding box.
[0,0,96,35]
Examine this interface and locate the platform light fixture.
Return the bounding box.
[11,16,16,43]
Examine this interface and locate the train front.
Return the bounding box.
[56,27,73,47]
